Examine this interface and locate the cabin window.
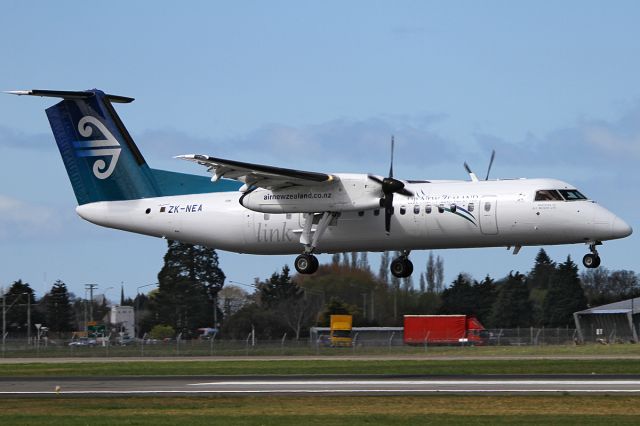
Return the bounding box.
[468,202,474,212]
[400,206,406,215]
[358,211,365,217]
[286,213,292,219]
[535,190,564,201]
[484,202,492,212]
[438,204,445,213]
[413,205,420,214]
[450,203,457,213]
[373,209,380,216]
[264,213,270,220]
[425,204,432,214]
[558,189,587,201]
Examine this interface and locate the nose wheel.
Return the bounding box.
[391,252,413,278]
[295,253,319,274]
[582,242,601,269]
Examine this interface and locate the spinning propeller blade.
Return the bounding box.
[368,136,413,234]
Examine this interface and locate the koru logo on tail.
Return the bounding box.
[73,116,121,179]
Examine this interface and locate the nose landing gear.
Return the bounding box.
[582,242,602,269]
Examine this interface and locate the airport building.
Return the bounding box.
[110,305,135,338]
[574,297,640,343]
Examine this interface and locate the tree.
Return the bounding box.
[490,272,532,327]
[402,275,414,291]
[350,252,358,269]
[2,280,37,334]
[258,265,300,308]
[528,249,556,325]
[149,324,175,340]
[42,280,73,333]
[331,253,341,266]
[426,252,436,293]
[434,255,445,293]
[472,275,498,325]
[358,252,371,272]
[543,256,587,327]
[318,297,360,326]
[608,270,639,299]
[528,249,555,290]
[379,251,390,284]
[297,262,383,325]
[419,273,426,293]
[258,265,321,340]
[579,268,640,305]
[218,285,250,317]
[439,274,476,316]
[151,240,225,334]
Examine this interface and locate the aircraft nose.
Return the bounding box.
[612,217,633,239]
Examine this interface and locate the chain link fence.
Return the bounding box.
[0,327,585,358]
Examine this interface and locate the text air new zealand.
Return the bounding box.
[8,89,632,277]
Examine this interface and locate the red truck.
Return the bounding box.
[403,315,489,345]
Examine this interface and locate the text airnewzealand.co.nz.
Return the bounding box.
[263,193,332,201]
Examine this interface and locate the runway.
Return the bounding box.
[2,375,640,396]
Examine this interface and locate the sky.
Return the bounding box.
[1,1,639,300]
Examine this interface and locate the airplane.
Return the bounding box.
[7,89,633,278]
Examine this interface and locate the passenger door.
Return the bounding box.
[479,196,498,235]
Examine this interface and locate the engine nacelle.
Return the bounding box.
[239,173,381,213]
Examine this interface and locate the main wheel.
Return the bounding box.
[390,257,414,278]
[310,254,319,273]
[295,254,319,274]
[582,253,601,269]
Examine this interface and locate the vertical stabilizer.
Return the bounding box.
[41,89,160,204]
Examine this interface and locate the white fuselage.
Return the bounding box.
[75,178,631,255]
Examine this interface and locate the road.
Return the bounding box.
[2,375,640,396]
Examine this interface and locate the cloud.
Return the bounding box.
[0,195,60,239]
[0,125,53,151]
[475,101,640,167]
[137,113,456,175]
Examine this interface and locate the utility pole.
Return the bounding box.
[2,295,5,356]
[85,284,98,323]
[26,293,31,345]
[362,293,367,321]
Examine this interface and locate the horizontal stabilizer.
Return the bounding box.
[5,89,134,103]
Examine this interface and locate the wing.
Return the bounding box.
[176,154,335,190]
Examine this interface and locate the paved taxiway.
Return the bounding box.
[2,375,640,396]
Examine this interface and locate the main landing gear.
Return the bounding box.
[294,253,319,274]
[391,251,413,278]
[582,242,602,269]
[294,212,335,275]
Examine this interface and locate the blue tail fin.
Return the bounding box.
[42,89,160,204]
[9,89,241,203]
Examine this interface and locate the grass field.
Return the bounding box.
[1,395,640,425]
[1,358,640,377]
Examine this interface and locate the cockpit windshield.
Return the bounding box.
[558,189,587,201]
[534,190,564,201]
[535,189,587,202]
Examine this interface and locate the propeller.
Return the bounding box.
[463,149,496,182]
[484,149,495,181]
[368,136,414,234]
